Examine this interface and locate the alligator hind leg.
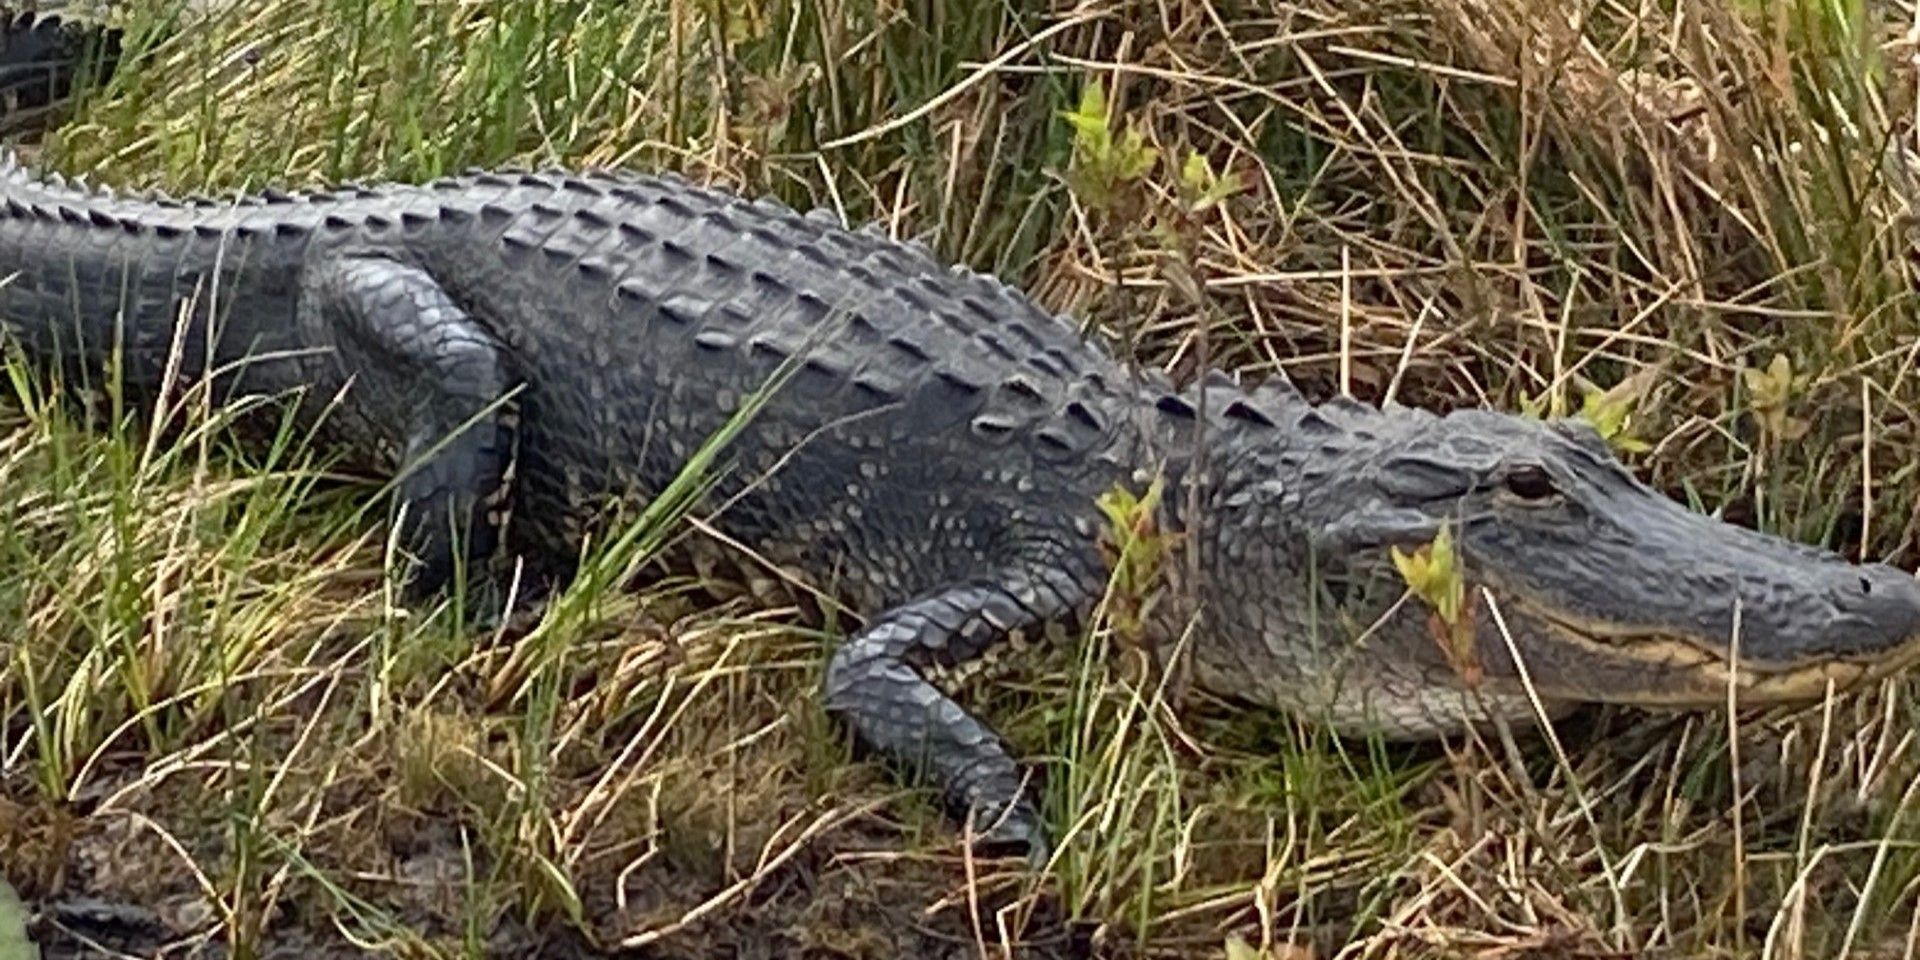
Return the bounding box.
[823,561,1099,862]
[299,256,519,610]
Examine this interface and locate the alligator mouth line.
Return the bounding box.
[1505,601,1920,707]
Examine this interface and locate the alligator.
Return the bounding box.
[0,9,120,138]
[4,149,1920,860]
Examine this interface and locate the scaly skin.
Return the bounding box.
[4,153,1920,862]
[0,8,121,137]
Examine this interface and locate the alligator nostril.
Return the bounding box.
[1862,576,1874,595]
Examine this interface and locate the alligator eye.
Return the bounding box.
[1502,465,1558,501]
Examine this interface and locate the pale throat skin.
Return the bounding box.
[3,151,1919,863]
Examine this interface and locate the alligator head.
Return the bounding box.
[1193,400,1920,737]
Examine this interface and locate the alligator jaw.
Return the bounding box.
[1513,599,1920,708]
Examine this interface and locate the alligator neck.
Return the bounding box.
[1147,373,1395,519]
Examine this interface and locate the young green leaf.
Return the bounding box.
[1390,522,1464,626]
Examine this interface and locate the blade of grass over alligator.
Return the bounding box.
[4,150,1920,862]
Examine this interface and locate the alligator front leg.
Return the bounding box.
[299,256,519,611]
[823,564,1096,863]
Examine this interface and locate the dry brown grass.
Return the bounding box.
[4,0,1920,957]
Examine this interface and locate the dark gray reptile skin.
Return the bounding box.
[0,9,120,136]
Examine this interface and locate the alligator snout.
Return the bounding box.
[1820,562,1920,664]
[1722,555,1920,676]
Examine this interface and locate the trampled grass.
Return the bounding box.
[4,0,1920,956]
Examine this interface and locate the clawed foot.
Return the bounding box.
[409,568,553,636]
[968,799,1053,869]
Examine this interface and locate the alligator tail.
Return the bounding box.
[1,10,124,137]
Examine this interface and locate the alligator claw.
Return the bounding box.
[968,799,1052,868]
[448,572,553,635]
